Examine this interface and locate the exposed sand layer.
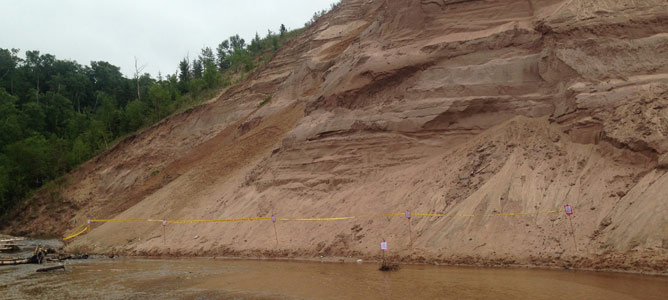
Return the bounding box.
[3,0,668,273]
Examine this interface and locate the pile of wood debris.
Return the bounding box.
[0,236,88,272]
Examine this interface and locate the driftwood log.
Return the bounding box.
[0,238,26,243]
[0,258,30,265]
[0,245,21,253]
[0,238,25,253]
[0,246,48,265]
[36,265,65,272]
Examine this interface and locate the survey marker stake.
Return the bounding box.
[162,219,167,246]
[564,205,577,252]
[272,213,278,247]
[406,209,413,248]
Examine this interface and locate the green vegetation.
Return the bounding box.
[0,22,312,217]
[258,94,272,108]
[305,1,340,27]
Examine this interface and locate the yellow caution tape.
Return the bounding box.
[414,210,561,218]
[357,213,404,218]
[167,217,271,223]
[62,209,563,241]
[62,223,86,238]
[278,213,403,221]
[278,217,355,221]
[62,224,88,241]
[90,218,152,222]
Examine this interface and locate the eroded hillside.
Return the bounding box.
[4,0,668,273]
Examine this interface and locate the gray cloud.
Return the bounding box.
[0,0,338,77]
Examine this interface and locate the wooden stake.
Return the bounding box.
[272,213,278,247]
[273,222,279,247]
[381,239,386,264]
[568,215,577,252]
[407,218,413,248]
[406,210,413,249]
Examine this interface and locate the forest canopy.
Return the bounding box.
[0,22,313,217]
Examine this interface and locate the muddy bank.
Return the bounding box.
[81,246,668,276]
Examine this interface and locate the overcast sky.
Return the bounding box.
[0,0,338,77]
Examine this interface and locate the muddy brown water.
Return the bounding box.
[1,257,667,299]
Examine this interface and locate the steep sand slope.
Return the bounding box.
[4,0,668,273]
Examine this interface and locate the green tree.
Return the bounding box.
[46,135,69,177]
[178,57,191,94]
[202,61,220,89]
[68,136,90,166]
[229,34,246,50]
[228,50,254,72]
[88,61,125,101]
[0,159,11,215]
[200,47,215,65]
[0,88,23,145]
[21,101,46,135]
[63,72,91,113]
[123,99,148,132]
[96,92,120,135]
[83,119,109,152]
[178,58,190,82]
[43,92,74,135]
[135,73,155,103]
[65,112,89,141]
[5,135,51,189]
[164,74,181,101]
[148,84,170,119]
[0,48,20,86]
[272,36,279,51]
[249,33,262,54]
[216,40,230,71]
[192,59,203,79]
[24,51,44,96]
[189,78,206,99]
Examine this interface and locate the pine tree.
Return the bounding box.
[178,57,190,83]
[192,59,203,79]
[280,24,287,37]
[229,34,245,50]
[200,47,215,65]
[250,33,262,54]
[202,61,220,89]
[216,40,230,71]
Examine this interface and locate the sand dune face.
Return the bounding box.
[5,0,668,272]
